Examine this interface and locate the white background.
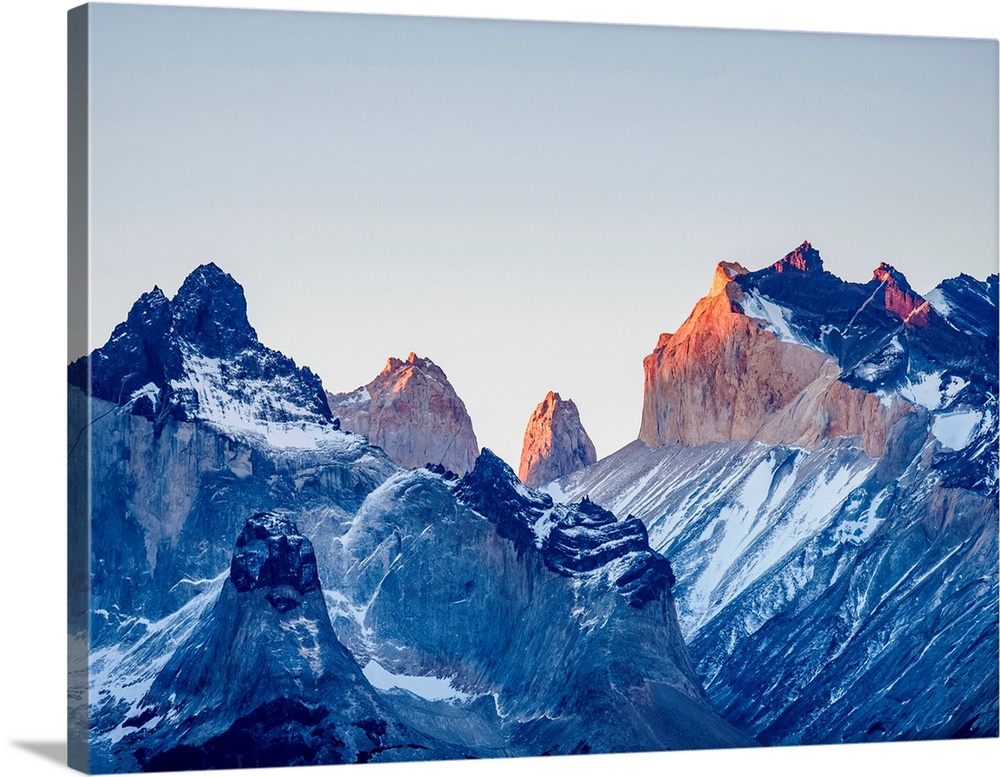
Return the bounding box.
[1,2,997,776]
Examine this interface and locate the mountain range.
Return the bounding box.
[556,242,998,743]
[68,241,998,772]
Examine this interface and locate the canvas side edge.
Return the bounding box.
[68,4,91,774]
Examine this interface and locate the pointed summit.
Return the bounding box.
[872,262,912,290]
[459,448,547,512]
[171,263,258,358]
[709,261,750,297]
[518,391,597,488]
[68,264,331,431]
[771,241,823,273]
[869,261,928,325]
[326,353,479,475]
[122,285,170,332]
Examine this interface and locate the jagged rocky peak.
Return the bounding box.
[771,240,824,273]
[456,449,675,608]
[127,285,171,327]
[382,351,446,380]
[870,262,929,325]
[458,447,553,524]
[709,260,750,296]
[639,242,908,455]
[326,352,479,475]
[518,391,597,488]
[925,272,999,339]
[68,263,332,431]
[871,261,911,288]
[170,261,259,357]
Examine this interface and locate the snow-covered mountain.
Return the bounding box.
[556,242,999,744]
[326,352,480,475]
[72,264,751,772]
[68,263,333,439]
[518,391,597,487]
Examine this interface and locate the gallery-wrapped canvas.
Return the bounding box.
[67,3,999,774]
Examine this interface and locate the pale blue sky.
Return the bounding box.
[85,3,998,467]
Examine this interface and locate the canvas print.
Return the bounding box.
[67,3,999,774]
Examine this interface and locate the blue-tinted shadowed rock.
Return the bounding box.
[68,263,331,430]
[330,454,751,757]
[229,513,320,599]
[98,513,455,772]
[455,450,675,608]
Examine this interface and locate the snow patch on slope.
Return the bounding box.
[932,410,983,451]
[924,286,952,318]
[740,290,815,349]
[90,573,227,744]
[169,343,346,450]
[362,660,472,702]
[832,488,890,546]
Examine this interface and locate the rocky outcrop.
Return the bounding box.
[67,262,332,430]
[870,262,930,326]
[518,391,597,487]
[228,514,321,602]
[122,513,447,771]
[326,353,479,475]
[457,450,674,607]
[770,240,823,274]
[332,453,753,754]
[638,256,903,457]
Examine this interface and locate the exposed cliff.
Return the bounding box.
[518,391,597,487]
[326,353,479,475]
[639,248,905,457]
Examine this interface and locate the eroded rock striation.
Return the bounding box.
[326,353,479,475]
[518,391,597,487]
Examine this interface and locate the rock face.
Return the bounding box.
[871,262,930,325]
[330,451,752,755]
[114,514,447,771]
[557,241,999,746]
[326,353,479,475]
[639,241,996,465]
[518,391,597,487]
[67,263,332,433]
